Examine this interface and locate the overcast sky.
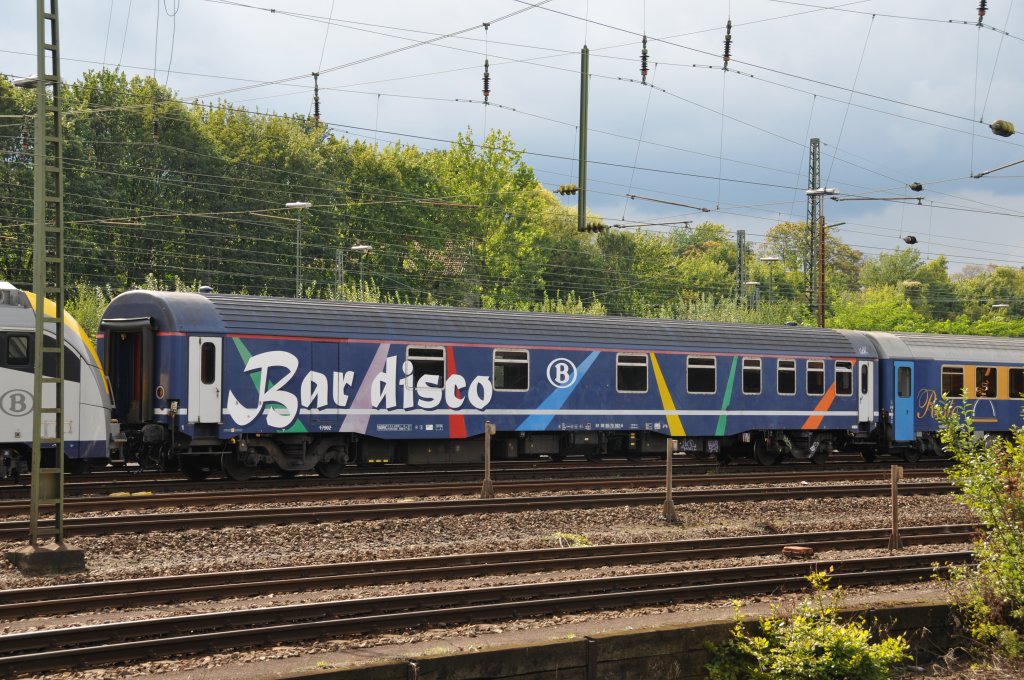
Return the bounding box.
[4,1,1023,273]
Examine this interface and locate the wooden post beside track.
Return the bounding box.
[480,422,496,499]
[664,438,679,524]
[888,464,903,550]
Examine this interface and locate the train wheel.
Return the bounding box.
[221,453,256,482]
[753,440,780,466]
[810,438,832,465]
[315,461,344,479]
[276,466,298,479]
[902,446,922,463]
[181,457,212,482]
[860,450,877,463]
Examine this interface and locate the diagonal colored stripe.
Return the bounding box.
[715,357,738,436]
[801,383,837,429]
[446,345,467,439]
[650,353,685,436]
[231,336,307,433]
[517,352,600,431]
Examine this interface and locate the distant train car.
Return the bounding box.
[0,282,117,477]
[99,290,888,479]
[866,331,1024,461]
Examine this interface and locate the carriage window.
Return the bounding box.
[1010,369,1024,399]
[777,359,796,395]
[617,354,648,393]
[861,363,869,394]
[976,366,997,398]
[898,366,912,398]
[742,358,761,395]
[687,356,716,394]
[407,346,445,390]
[941,366,964,398]
[6,335,30,366]
[494,349,529,391]
[835,361,853,396]
[806,360,825,396]
[200,342,217,385]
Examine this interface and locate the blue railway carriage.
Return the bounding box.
[98,290,883,479]
[0,282,117,478]
[868,331,1024,461]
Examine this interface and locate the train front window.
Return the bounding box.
[494,349,529,391]
[407,346,445,389]
[6,335,29,366]
[976,366,997,398]
[835,361,853,396]
[941,366,964,397]
[806,360,825,396]
[616,354,648,393]
[778,359,796,395]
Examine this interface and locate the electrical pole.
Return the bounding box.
[578,46,589,234]
[7,0,85,575]
[806,138,821,317]
[735,230,746,302]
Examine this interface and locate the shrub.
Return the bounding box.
[706,570,909,679]
[934,399,1024,657]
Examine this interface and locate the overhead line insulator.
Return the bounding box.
[556,184,579,196]
[312,72,321,122]
[640,35,649,84]
[483,59,491,103]
[978,0,988,25]
[723,19,732,70]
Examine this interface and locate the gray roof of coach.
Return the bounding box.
[869,331,1024,363]
[201,293,862,355]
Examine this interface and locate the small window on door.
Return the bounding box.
[742,358,761,395]
[616,354,648,393]
[860,363,869,394]
[807,360,825,396]
[6,335,30,366]
[976,366,997,398]
[941,366,964,398]
[200,341,217,385]
[778,359,796,395]
[408,346,446,389]
[898,366,912,398]
[835,361,853,396]
[1011,368,1024,399]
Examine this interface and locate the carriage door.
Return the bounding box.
[893,361,914,442]
[858,361,874,425]
[187,337,222,424]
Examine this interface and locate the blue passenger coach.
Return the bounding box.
[99,290,886,479]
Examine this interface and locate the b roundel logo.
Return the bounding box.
[547,358,578,389]
[0,390,33,417]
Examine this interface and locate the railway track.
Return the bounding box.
[0,550,971,676]
[0,460,950,499]
[0,523,976,619]
[0,481,954,539]
[0,468,952,516]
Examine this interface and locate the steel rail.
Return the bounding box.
[0,463,951,500]
[0,524,976,619]
[0,552,971,676]
[0,469,952,515]
[0,482,955,539]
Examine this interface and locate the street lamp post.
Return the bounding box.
[350,244,373,288]
[285,202,312,297]
[743,281,760,309]
[759,256,781,303]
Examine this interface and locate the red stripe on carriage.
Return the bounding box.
[447,346,467,439]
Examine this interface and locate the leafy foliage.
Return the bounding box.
[706,571,909,680]
[935,399,1024,657]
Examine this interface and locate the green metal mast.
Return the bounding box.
[806,138,821,316]
[577,46,589,233]
[28,0,67,547]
